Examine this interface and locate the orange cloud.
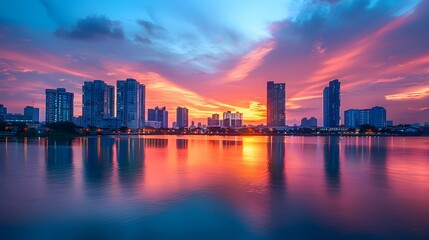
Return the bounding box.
[103,64,267,124]
[385,86,429,100]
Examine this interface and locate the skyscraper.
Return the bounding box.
[370,106,386,128]
[176,107,188,128]
[148,106,168,128]
[267,81,286,127]
[24,106,39,122]
[323,79,341,128]
[82,80,115,127]
[116,78,145,129]
[45,88,74,123]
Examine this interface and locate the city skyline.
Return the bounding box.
[1,1,429,125]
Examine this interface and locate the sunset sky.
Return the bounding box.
[1,0,428,125]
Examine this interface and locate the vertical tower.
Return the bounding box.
[267,81,286,127]
[176,107,188,128]
[82,80,115,127]
[116,78,145,129]
[45,88,74,123]
[323,79,341,128]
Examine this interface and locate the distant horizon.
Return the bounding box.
[1,1,428,126]
[1,77,428,126]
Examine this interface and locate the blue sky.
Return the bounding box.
[1,0,428,125]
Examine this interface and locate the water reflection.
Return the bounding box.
[83,137,114,197]
[145,138,168,148]
[45,138,74,185]
[1,136,429,239]
[176,139,188,149]
[117,137,144,186]
[344,137,388,188]
[267,136,285,190]
[222,139,243,147]
[324,136,341,193]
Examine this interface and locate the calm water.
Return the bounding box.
[0,136,429,239]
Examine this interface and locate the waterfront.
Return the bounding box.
[0,136,429,239]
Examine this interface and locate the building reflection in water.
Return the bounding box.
[116,137,144,186]
[222,139,243,148]
[369,138,388,187]
[83,137,114,194]
[323,136,341,193]
[176,139,188,149]
[145,138,168,148]
[45,138,74,185]
[267,136,286,191]
[344,137,388,188]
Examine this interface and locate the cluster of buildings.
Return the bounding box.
[0,104,39,125]
[2,76,427,133]
[40,79,242,131]
[206,111,243,128]
[266,79,389,129]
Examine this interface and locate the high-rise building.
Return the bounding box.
[370,106,387,128]
[223,111,243,128]
[82,80,115,127]
[301,117,317,127]
[45,88,74,123]
[24,106,39,122]
[148,106,168,128]
[0,104,8,116]
[267,81,286,127]
[323,79,341,127]
[344,106,386,128]
[176,107,188,128]
[207,113,220,127]
[116,78,145,129]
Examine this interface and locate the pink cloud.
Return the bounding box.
[224,40,276,83]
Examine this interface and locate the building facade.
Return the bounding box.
[45,88,74,123]
[323,79,341,128]
[301,117,317,127]
[344,106,386,128]
[207,113,220,127]
[147,106,168,128]
[82,80,115,127]
[176,107,188,128]
[24,106,39,122]
[267,81,286,127]
[223,111,243,128]
[116,78,145,129]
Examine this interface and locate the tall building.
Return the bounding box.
[301,117,317,127]
[344,106,386,128]
[45,88,74,123]
[116,78,145,129]
[0,104,7,116]
[82,80,115,127]
[148,106,168,128]
[207,113,220,127]
[176,107,188,128]
[24,106,39,122]
[223,111,243,128]
[323,79,341,127]
[370,106,387,128]
[267,81,286,127]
